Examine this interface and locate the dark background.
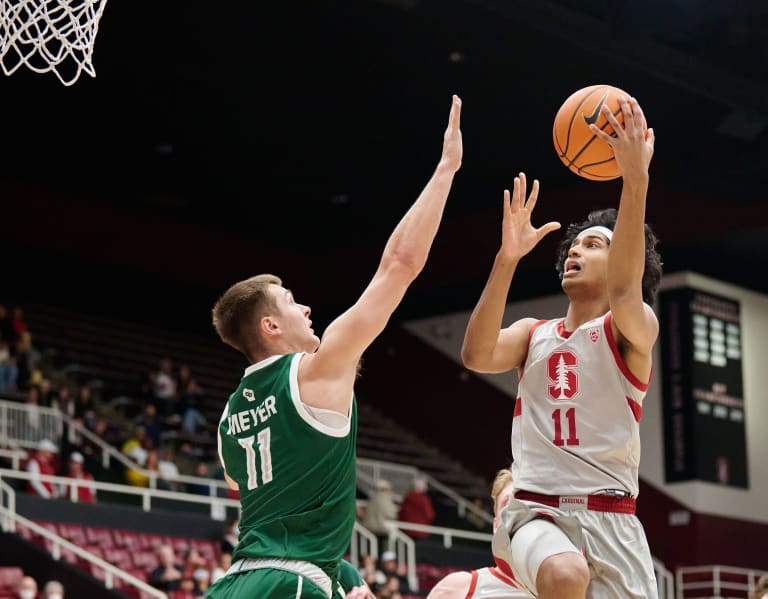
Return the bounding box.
[2,0,767,335]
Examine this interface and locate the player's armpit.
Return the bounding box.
[224,471,239,491]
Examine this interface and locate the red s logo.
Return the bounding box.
[547,351,579,400]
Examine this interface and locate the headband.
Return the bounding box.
[576,225,613,242]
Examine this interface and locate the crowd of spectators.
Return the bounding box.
[0,305,226,501]
[10,571,66,599]
[146,518,239,597]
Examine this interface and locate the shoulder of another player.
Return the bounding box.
[427,570,473,598]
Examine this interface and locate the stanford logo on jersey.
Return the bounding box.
[589,327,600,343]
[547,351,579,400]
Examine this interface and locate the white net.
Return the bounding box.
[0,0,108,86]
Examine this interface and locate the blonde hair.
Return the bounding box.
[490,468,513,505]
[212,274,282,360]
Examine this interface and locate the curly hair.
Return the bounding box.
[554,208,662,305]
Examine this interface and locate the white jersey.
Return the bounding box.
[468,567,530,598]
[511,313,648,497]
[427,567,530,598]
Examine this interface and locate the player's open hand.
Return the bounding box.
[500,173,560,261]
[440,94,463,173]
[589,96,655,184]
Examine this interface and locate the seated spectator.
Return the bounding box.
[0,340,18,393]
[42,579,65,599]
[358,554,386,591]
[135,403,163,449]
[158,446,181,491]
[14,331,41,391]
[60,451,96,503]
[379,552,409,593]
[210,552,232,584]
[26,438,59,499]
[751,575,768,599]
[74,384,98,427]
[175,442,198,476]
[124,447,160,488]
[11,306,27,344]
[15,575,37,599]
[362,479,397,552]
[150,358,178,417]
[180,380,207,437]
[465,496,492,531]
[192,567,210,596]
[397,477,434,540]
[172,575,199,599]
[37,378,54,408]
[186,461,211,495]
[220,517,239,555]
[53,385,75,416]
[149,545,184,592]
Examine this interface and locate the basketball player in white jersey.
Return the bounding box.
[461,96,662,599]
[426,469,532,599]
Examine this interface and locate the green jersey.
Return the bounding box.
[218,352,357,583]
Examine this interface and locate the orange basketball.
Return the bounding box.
[552,84,631,181]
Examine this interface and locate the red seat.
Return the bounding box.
[113,528,142,550]
[104,548,132,569]
[85,526,113,547]
[58,522,87,545]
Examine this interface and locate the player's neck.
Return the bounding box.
[563,298,609,331]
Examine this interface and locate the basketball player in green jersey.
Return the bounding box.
[205,95,463,599]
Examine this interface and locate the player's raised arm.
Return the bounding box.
[589,96,658,357]
[300,95,463,412]
[461,175,560,373]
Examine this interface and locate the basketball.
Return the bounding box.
[552,84,631,181]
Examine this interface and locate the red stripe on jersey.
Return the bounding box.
[493,556,517,581]
[466,569,479,599]
[488,566,520,587]
[513,397,522,417]
[556,319,574,339]
[626,396,642,422]
[603,313,650,391]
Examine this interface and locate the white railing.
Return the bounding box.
[357,457,493,525]
[0,400,63,449]
[0,469,240,520]
[1,506,167,598]
[676,564,768,599]
[386,524,418,592]
[0,476,166,598]
[0,399,231,494]
[653,557,674,599]
[0,446,28,470]
[349,521,379,568]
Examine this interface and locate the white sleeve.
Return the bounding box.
[26,460,51,499]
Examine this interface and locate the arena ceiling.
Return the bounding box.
[2,0,767,328]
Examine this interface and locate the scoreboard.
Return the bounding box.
[659,287,748,488]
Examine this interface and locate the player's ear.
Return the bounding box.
[261,315,280,337]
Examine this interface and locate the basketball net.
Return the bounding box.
[0,0,108,86]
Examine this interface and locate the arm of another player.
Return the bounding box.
[300,96,462,413]
[590,97,658,360]
[461,175,560,373]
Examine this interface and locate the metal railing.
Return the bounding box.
[676,564,768,598]
[653,557,674,599]
[0,469,240,520]
[0,478,166,598]
[0,399,231,494]
[356,457,493,525]
[348,521,379,569]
